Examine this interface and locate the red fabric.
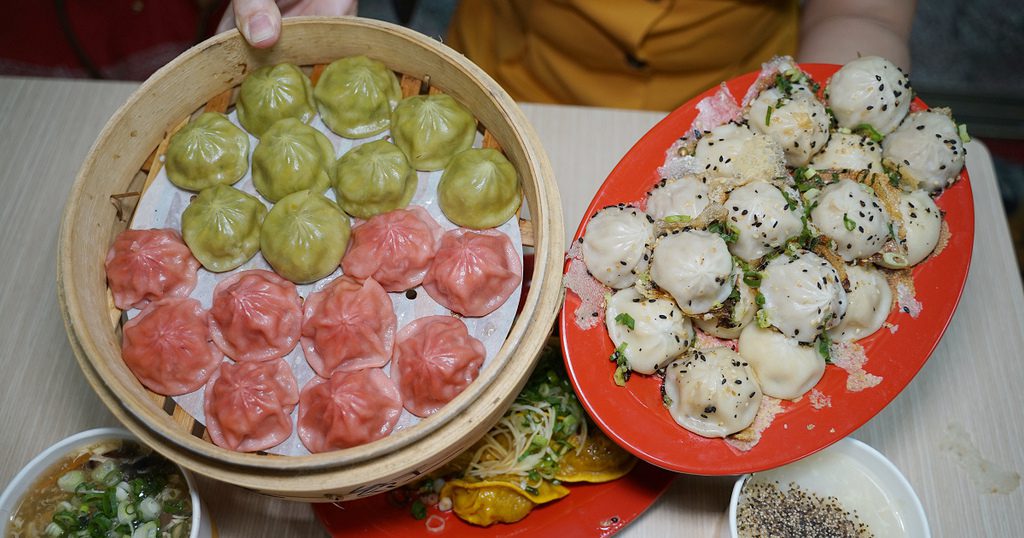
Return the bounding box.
[984,138,1024,166]
[0,0,227,80]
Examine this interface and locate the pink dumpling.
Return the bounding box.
[204,359,299,452]
[105,228,200,310]
[121,297,222,396]
[391,316,486,417]
[422,228,522,317]
[301,276,396,377]
[209,269,303,362]
[341,206,443,292]
[297,368,403,452]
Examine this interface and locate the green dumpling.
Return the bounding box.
[236,63,316,138]
[333,139,417,219]
[165,112,250,191]
[314,56,401,139]
[438,148,522,229]
[260,190,350,284]
[391,94,476,171]
[180,185,267,272]
[252,118,335,202]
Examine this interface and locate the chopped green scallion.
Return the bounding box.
[756,309,771,329]
[958,123,971,143]
[843,213,856,231]
[614,312,636,330]
[854,123,884,143]
[411,499,427,520]
[817,333,832,363]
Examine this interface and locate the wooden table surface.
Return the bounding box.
[1,76,1022,537]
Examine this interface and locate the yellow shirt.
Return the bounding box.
[448,0,799,111]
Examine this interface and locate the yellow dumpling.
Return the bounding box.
[441,477,569,527]
[554,428,636,483]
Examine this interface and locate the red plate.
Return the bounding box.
[559,64,974,475]
[312,461,674,537]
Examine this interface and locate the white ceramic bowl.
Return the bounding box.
[728,437,929,537]
[0,427,213,538]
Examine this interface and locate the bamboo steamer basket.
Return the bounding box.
[57,17,564,502]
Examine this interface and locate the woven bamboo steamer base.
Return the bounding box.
[57,17,564,501]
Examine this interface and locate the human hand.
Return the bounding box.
[218,0,358,48]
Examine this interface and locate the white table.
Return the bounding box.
[1,76,1022,537]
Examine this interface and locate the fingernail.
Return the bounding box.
[247,13,274,45]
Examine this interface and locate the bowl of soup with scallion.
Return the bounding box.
[0,428,211,538]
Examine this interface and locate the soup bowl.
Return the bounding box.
[0,428,213,538]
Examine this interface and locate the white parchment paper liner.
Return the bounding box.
[128,111,522,456]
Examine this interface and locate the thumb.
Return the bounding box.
[227,0,283,48]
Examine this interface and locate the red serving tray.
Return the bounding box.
[313,461,674,537]
[559,64,974,475]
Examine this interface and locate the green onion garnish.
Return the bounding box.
[614,312,636,330]
[854,123,884,143]
[663,214,691,224]
[708,221,739,244]
[817,333,833,363]
[843,213,856,231]
[756,309,771,329]
[411,499,427,520]
[958,123,971,143]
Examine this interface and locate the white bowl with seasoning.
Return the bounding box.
[727,437,929,538]
[0,427,212,538]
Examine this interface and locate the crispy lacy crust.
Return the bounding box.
[726,396,784,451]
[808,389,832,410]
[881,267,922,318]
[830,341,883,392]
[933,217,952,259]
[692,83,742,133]
[655,202,727,235]
[811,236,851,292]
[857,170,907,242]
[563,240,608,330]
[634,273,674,302]
[694,327,737,351]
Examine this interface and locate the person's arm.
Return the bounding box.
[798,0,916,71]
[218,0,358,48]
